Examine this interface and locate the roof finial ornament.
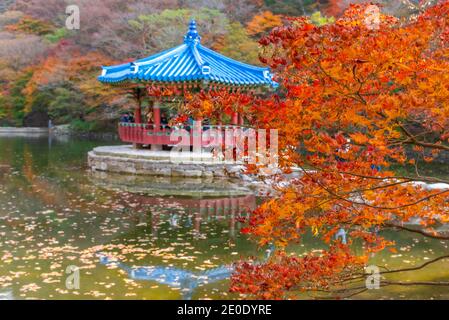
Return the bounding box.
[184,19,201,44]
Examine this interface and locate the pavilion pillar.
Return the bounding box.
[153,100,161,129]
[239,114,245,126]
[193,118,202,154]
[133,87,143,149]
[133,87,143,124]
[151,100,162,151]
[232,112,238,125]
[134,104,142,124]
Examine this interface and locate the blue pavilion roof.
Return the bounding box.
[98,20,276,88]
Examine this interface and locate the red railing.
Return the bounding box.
[118,123,250,147]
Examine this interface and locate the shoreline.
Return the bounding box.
[0,126,118,140]
[0,127,49,133]
[0,127,49,137]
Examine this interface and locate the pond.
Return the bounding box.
[0,135,448,300]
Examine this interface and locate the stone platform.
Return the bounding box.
[88,145,245,178]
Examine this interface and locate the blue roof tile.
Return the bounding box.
[98,20,276,88]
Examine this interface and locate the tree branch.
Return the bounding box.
[385,223,449,240]
[398,123,449,152]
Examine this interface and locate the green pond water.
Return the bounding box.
[0,135,448,300]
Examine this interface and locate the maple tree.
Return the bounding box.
[5,15,55,35]
[322,0,443,18]
[215,22,261,65]
[182,88,254,123]
[322,0,346,17]
[246,11,283,36]
[225,2,449,299]
[15,42,124,127]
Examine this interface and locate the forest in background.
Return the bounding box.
[0,0,432,132]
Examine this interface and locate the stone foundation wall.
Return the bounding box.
[88,148,245,178]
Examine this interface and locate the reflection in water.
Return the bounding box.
[335,228,347,245]
[145,195,256,238]
[1,136,449,300]
[94,193,257,299]
[89,170,257,197]
[0,136,260,299]
[98,254,232,300]
[93,193,256,299]
[0,290,13,300]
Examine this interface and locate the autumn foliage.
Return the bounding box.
[232,244,366,299]
[226,2,449,299]
[182,88,253,122]
[1,0,449,299]
[23,46,119,113]
[246,11,283,36]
